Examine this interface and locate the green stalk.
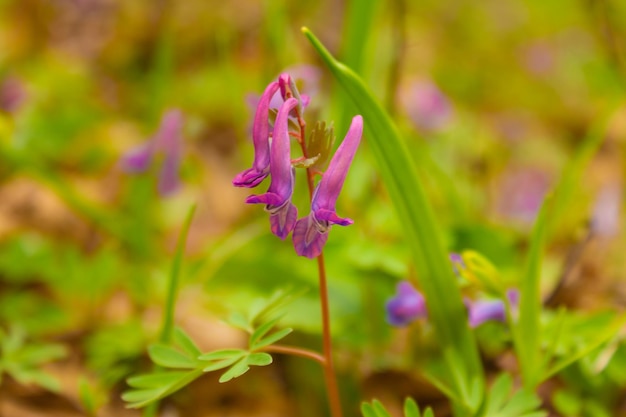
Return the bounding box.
[302,28,483,412]
[144,203,196,417]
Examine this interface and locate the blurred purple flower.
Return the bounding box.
[400,80,452,132]
[591,184,622,237]
[120,109,184,197]
[246,98,299,239]
[292,115,363,258]
[466,289,519,328]
[522,41,555,76]
[0,77,27,113]
[233,81,280,188]
[450,252,465,276]
[496,168,551,224]
[386,281,428,327]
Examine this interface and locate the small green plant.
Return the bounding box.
[0,327,66,391]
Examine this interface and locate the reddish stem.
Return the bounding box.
[262,344,326,365]
[291,95,343,417]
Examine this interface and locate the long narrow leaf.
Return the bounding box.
[515,194,552,388]
[302,27,483,403]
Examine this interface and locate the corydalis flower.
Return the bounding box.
[120,109,183,196]
[386,281,427,327]
[234,81,280,188]
[466,289,519,328]
[292,115,363,258]
[246,98,299,239]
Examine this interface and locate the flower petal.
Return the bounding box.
[292,215,329,259]
[233,81,280,188]
[120,143,154,173]
[311,115,363,214]
[386,281,427,327]
[269,202,298,240]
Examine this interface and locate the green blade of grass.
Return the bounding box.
[515,194,552,389]
[302,27,483,408]
[160,203,197,345]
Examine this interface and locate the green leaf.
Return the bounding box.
[485,374,513,415]
[246,352,272,366]
[218,357,250,383]
[14,344,66,365]
[127,371,190,389]
[225,311,252,333]
[544,314,626,379]
[122,388,163,404]
[202,355,244,373]
[148,344,197,369]
[403,398,420,417]
[247,287,306,326]
[10,368,60,392]
[422,409,434,417]
[173,327,202,358]
[483,373,546,417]
[123,368,204,409]
[251,328,293,350]
[159,204,196,345]
[514,193,552,389]
[249,317,281,349]
[372,400,392,417]
[302,27,483,403]
[198,348,247,361]
[361,403,377,417]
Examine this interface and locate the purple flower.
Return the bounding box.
[0,76,27,113]
[400,81,452,132]
[467,299,506,328]
[292,115,363,258]
[449,252,465,276]
[234,81,280,188]
[496,168,551,225]
[466,289,519,328]
[246,98,299,239]
[120,109,184,197]
[386,281,428,327]
[591,184,622,238]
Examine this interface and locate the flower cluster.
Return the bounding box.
[386,280,519,328]
[233,73,363,259]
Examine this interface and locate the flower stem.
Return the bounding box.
[316,252,343,417]
[297,109,343,417]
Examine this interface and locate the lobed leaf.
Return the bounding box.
[198,348,247,361]
[173,327,202,358]
[148,344,197,369]
[202,355,244,373]
[127,371,190,389]
[251,328,293,350]
[246,352,272,366]
[249,317,281,349]
[218,357,250,383]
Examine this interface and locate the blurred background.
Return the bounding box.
[0,0,625,416]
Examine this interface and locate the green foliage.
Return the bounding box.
[361,398,434,417]
[0,327,66,391]
[123,289,296,409]
[483,374,546,417]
